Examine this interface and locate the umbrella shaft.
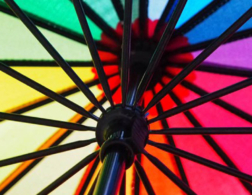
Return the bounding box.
[94,149,126,195]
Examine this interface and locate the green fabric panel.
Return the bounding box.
[85,0,119,28]
[0,12,92,61]
[0,0,102,40]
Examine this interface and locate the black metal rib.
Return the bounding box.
[149,140,252,182]
[0,74,115,124]
[165,71,252,124]
[38,150,99,195]
[121,0,132,106]
[154,0,178,36]
[143,151,196,195]
[111,0,124,21]
[149,77,252,123]
[134,0,187,105]
[150,127,252,135]
[134,154,141,195]
[79,156,100,194]
[0,3,116,53]
[171,28,252,55]
[4,0,106,114]
[139,0,149,39]
[88,171,100,195]
[154,91,189,185]
[0,112,95,131]
[77,1,121,43]
[2,60,115,67]
[134,160,155,195]
[119,173,126,195]
[0,62,98,120]
[145,8,252,112]
[164,86,252,192]
[1,60,94,67]
[166,62,252,77]
[173,0,229,36]
[0,89,114,194]
[73,0,114,107]
[0,139,96,167]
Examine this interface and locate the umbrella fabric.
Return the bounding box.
[0,0,252,194]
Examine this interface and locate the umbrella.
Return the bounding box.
[0,0,252,194]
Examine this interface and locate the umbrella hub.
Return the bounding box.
[96,104,149,168]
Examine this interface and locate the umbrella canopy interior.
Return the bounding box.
[0,0,252,194]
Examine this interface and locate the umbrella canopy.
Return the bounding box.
[0,0,252,194]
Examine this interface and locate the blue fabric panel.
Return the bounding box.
[185,0,252,44]
[176,0,212,28]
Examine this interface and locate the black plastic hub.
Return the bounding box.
[96,104,149,168]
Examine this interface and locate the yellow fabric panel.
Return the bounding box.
[0,86,102,188]
[0,67,95,112]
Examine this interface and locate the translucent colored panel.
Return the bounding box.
[148,0,167,20]
[85,0,119,28]
[192,37,252,69]
[0,67,95,112]
[0,89,98,183]
[176,0,212,28]
[185,0,252,44]
[0,12,92,61]
[3,119,97,195]
[0,0,102,40]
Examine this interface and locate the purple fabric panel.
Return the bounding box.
[192,37,252,69]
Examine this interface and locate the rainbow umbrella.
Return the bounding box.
[1,0,252,194]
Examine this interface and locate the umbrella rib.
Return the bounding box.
[165,71,252,123]
[144,7,252,112]
[119,173,126,195]
[78,156,100,194]
[88,171,100,195]
[154,91,189,185]
[38,150,99,195]
[170,28,252,55]
[150,127,252,135]
[0,139,96,167]
[73,0,114,107]
[154,0,178,37]
[149,76,252,123]
[139,0,149,38]
[121,0,132,106]
[4,0,105,114]
[134,154,141,195]
[71,0,121,43]
[134,0,187,106]
[111,0,124,22]
[165,88,252,192]
[0,62,98,120]
[0,112,95,131]
[143,151,196,195]
[1,60,96,67]
[134,160,155,195]
[0,75,106,124]
[0,4,115,53]
[165,62,252,78]
[0,93,110,194]
[173,0,229,36]
[149,140,252,182]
